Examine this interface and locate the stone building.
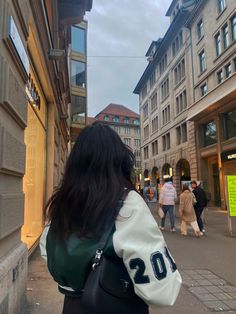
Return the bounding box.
[187,0,236,208]
[0,0,92,313]
[134,0,236,209]
[95,103,142,187]
[134,0,198,194]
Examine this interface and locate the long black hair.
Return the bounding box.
[45,122,135,237]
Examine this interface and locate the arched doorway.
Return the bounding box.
[176,159,191,192]
[151,167,160,187]
[143,169,150,187]
[162,163,173,181]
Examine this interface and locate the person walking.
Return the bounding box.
[40,122,182,314]
[178,184,201,237]
[190,180,208,235]
[159,177,177,232]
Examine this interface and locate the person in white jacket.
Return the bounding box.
[159,178,177,232]
[40,122,182,314]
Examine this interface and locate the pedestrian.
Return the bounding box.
[159,177,177,232]
[190,180,208,235]
[40,122,182,314]
[178,184,201,237]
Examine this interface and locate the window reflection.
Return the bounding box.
[71,60,86,88]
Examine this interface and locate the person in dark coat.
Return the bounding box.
[190,181,207,235]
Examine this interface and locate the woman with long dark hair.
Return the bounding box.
[40,122,182,314]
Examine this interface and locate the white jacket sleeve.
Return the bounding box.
[39,225,50,261]
[113,191,182,307]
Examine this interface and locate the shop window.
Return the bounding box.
[223,108,236,139]
[71,26,86,54]
[202,121,217,147]
[71,60,86,88]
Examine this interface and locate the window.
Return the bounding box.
[234,58,236,71]
[141,84,147,99]
[176,123,187,145]
[71,96,86,124]
[162,105,170,125]
[152,116,158,133]
[223,108,236,139]
[161,78,169,101]
[72,26,86,54]
[144,125,149,139]
[124,127,130,134]
[225,63,232,78]
[182,123,187,143]
[174,58,185,85]
[162,133,170,151]
[133,119,140,125]
[197,19,204,40]
[124,138,131,146]
[159,54,167,75]
[199,50,206,73]
[217,70,223,84]
[144,146,149,159]
[151,92,157,111]
[134,128,140,135]
[112,116,120,122]
[104,115,109,121]
[150,71,156,88]
[124,117,129,124]
[218,0,226,14]
[215,32,221,57]
[176,126,181,145]
[202,121,217,147]
[231,15,236,41]
[113,126,120,134]
[134,139,141,147]
[200,83,208,96]
[172,31,183,57]
[176,90,187,115]
[143,103,148,119]
[71,60,86,87]
[152,140,158,156]
[222,24,229,49]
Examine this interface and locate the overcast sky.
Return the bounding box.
[86,0,172,117]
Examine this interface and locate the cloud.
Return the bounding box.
[86,0,172,116]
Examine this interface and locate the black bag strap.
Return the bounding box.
[92,188,129,269]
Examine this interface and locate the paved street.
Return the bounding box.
[23,208,236,314]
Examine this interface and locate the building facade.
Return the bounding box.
[134,0,236,209]
[134,0,198,194]
[0,0,92,313]
[95,103,142,187]
[187,0,236,208]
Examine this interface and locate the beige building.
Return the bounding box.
[0,0,92,313]
[134,0,198,194]
[95,103,141,187]
[187,0,236,208]
[134,0,236,208]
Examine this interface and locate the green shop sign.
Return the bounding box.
[227,176,236,217]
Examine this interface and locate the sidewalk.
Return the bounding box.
[23,208,236,314]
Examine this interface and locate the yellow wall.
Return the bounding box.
[22,70,47,249]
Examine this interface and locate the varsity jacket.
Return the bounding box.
[40,190,182,308]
